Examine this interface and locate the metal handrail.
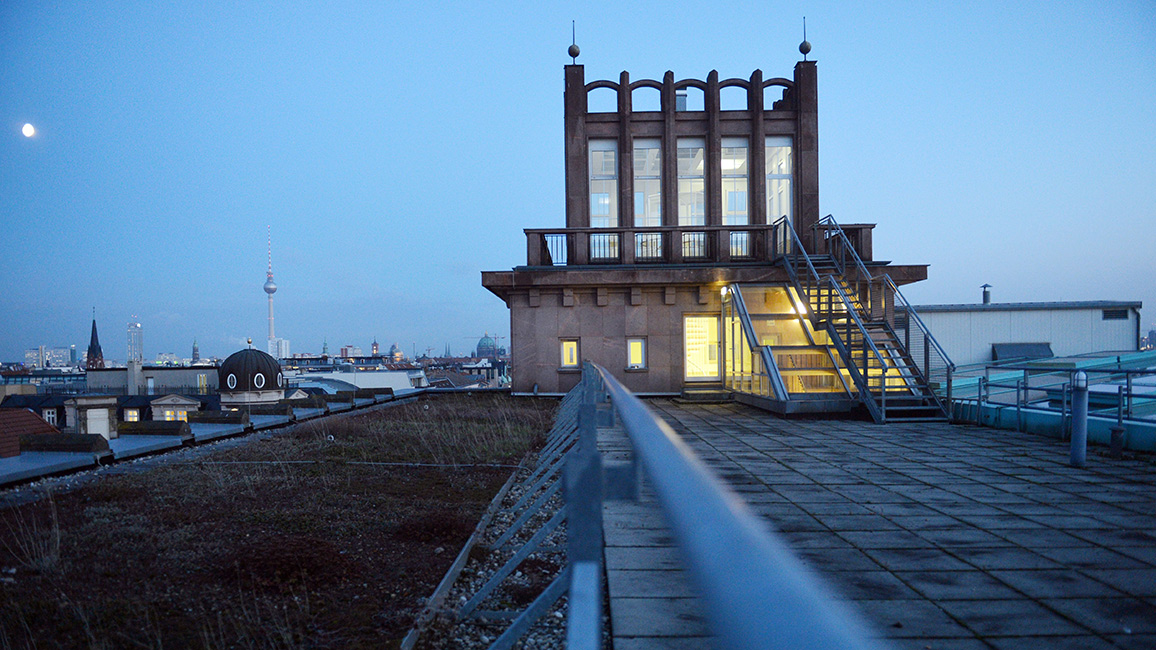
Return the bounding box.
[726,284,789,400]
[587,363,886,650]
[773,216,822,286]
[819,215,956,373]
[816,215,874,281]
[826,278,890,372]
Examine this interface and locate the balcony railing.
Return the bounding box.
[527,222,875,267]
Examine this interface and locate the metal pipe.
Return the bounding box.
[1071,371,1088,468]
[593,364,885,650]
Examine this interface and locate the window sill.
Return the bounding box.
[558,367,582,374]
[624,367,648,373]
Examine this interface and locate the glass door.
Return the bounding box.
[684,315,720,381]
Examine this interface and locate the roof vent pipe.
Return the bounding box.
[982,284,992,305]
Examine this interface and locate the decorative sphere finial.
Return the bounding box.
[568,43,580,60]
[799,16,811,60]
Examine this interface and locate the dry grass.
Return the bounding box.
[0,394,556,649]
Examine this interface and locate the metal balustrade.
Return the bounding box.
[564,363,886,650]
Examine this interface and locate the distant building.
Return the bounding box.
[88,365,217,395]
[192,338,201,363]
[388,343,403,362]
[371,339,380,357]
[482,53,931,417]
[86,316,105,370]
[23,346,72,369]
[908,300,1143,367]
[340,345,364,358]
[0,394,70,428]
[475,333,501,359]
[127,318,143,363]
[218,347,285,409]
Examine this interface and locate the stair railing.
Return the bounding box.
[824,277,891,422]
[817,215,956,412]
[726,283,790,400]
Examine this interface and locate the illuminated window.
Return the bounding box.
[627,338,647,369]
[589,141,618,228]
[560,339,580,368]
[177,410,188,422]
[124,409,139,423]
[163,409,176,421]
[765,136,793,223]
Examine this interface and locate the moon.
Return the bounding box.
[21,123,35,138]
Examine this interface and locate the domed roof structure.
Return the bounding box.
[476,333,499,359]
[219,348,283,393]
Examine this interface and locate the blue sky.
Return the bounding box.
[2,1,1154,362]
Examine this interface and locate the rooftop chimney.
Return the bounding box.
[982,284,992,305]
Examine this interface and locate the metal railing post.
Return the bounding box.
[1126,373,1134,418]
[1071,371,1088,468]
[1016,380,1023,433]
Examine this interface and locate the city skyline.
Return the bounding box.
[2,1,1154,361]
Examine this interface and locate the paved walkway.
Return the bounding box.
[602,400,1156,650]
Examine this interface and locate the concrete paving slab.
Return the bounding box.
[189,422,247,442]
[107,435,183,459]
[599,400,1156,647]
[0,452,96,486]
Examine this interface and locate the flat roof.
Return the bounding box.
[906,300,1142,313]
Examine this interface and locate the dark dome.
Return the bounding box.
[219,348,283,392]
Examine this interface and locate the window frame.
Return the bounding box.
[560,339,581,370]
[626,337,648,371]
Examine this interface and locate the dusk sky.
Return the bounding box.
[2,1,1154,362]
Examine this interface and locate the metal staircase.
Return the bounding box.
[775,216,955,424]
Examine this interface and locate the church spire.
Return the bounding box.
[86,309,105,370]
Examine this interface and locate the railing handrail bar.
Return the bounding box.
[819,214,956,373]
[826,278,889,370]
[880,275,956,371]
[774,216,821,284]
[726,284,790,399]
[817,215,874,281]
[588,364,885,650]
[526,224,784,235]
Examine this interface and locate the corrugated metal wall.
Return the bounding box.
[918,307,1138,367]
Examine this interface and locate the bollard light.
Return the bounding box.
[1074,370,1088,390]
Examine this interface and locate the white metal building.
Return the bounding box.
[910,301,1142,368]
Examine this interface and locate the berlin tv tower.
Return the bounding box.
[264,226,278,349]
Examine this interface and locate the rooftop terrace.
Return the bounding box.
[603,400,1156,649]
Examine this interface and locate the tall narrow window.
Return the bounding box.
[560,339,580,369]
[633,140,661,227]
[589,140,618,228]
[633,139,662,259]
[765,136,793,223]
[722,137,749,256]
[678,138,706,257]
[627,338,647,370]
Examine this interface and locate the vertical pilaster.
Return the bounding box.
[749,70,766,225]
[705,70,721,227]
[618,71,633,228]
[794,61,819,251]
[661,71,677,228]
[565,65,588,228]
